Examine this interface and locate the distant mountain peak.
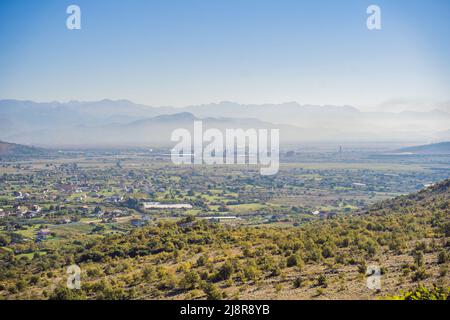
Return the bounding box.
[129,112,198,126]
[154,112,197,121]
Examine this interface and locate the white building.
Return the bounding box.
[142,202,193,209]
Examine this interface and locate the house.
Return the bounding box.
[13,191,23,199]
[112,209,127,216]
[352,183,366,188]
[107,195,123,203]
[57,218,71,224]
[15,205,29,216]
[130,219,146,228]
[142,202,193,209]
[319,212,328,220]
[36,228,51,242]
[319,211,337,220]
[204,216,239,223]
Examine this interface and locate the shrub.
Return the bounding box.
[357,261,367,274]
[437,250,449,264]
[412,250,424,267]
[293,277,304,288]
[270,265,282,277]
[317,274,328,288]
[180,270,201,291]
[142,266,155,281]
[203,283,223,300]
[388,285,449,300]
[214,261,234,282]
[412,268,428,282]
[196,254,208,267]
[49,286,86,300]
[243,264,260,282]
[286,255,299,267]
[321,246,334,259]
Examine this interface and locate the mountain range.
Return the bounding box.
[1,99,449,147]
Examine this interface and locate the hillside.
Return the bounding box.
[0,140,46,158]
[0,180,448,300]
[6,112,311,147]
[396,142,450,155]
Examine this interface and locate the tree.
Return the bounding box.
[437,250,449,264]
[180,270,201,291]
[203,283,223,300]
[286,255,302,268]
[196,254,208,267]
[142,266,155,281]
[317,274,328,288]
[413,250,424,268]
[0,234,10,246]
[214,261,234,282]
[293,277,304,288]
[243,263,261,281]
[125,198,139,209]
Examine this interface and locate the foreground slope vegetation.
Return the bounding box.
[0,180,449,300]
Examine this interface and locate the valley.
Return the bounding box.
[0,147,448,300]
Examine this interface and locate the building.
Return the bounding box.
[36,229,51,242]
[203,216,240,223]
[131,219,147,227]
[142,202,193,209]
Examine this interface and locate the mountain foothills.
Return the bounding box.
[396,142,450,155]
[1,99,450,147]
[0,140,47,158]
[0,179,448,300]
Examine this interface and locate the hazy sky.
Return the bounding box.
[0,0,449,108]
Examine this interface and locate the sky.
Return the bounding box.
[0,0,449,108]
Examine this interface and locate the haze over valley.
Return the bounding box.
[1,99,450,148]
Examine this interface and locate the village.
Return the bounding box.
[1,149,448,248]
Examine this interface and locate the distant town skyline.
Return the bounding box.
[1,0,449,109]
